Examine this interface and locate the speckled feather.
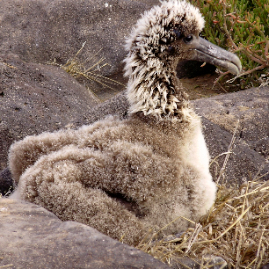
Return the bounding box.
[124,0,204,119]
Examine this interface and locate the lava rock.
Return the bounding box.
[0,198,169,269]
[193,87,269,160]
[0,53,99,170]
[0,168,14,196]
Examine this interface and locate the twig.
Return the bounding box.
[210,151,232,168]
[195,205,251,244]
[216,120,239,184]
[245,47,266,65]
[255,226,266,269]
[186,223,202,253]
[265,40,269,60]
[227,64,267,83]
[217,81,227,93]
[212,71,230,89]
[223,3,239,50]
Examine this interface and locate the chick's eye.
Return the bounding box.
[184,35,193,43]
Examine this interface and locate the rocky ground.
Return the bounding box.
[0,0,268,268]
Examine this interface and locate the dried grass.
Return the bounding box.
[50,42,124,96]
[137,177,269,268]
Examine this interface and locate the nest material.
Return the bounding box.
[137,178,269,268]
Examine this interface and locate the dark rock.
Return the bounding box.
[193,87,269,160]
[202,255,227,269]
[79,92,129,125]
[254,137,269,158]
[0,0,156,64]
[171,255,227,269]
[202,117,269,185]
[0,168,14,196]
[0,121,14,171]
[0,198,169,269]
[0,0,159,91]
[0,53,99,170]
[176,60,216,79]
[193,87,269,183]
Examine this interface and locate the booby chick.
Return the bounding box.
[9,0,241,246]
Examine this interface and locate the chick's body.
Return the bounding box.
[9,112,215,245]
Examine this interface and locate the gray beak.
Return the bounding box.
[189,37,242,75]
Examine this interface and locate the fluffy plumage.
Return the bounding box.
[124,0,204,119]
[8,0,242,245]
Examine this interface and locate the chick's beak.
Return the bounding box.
[188,36,242,75]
